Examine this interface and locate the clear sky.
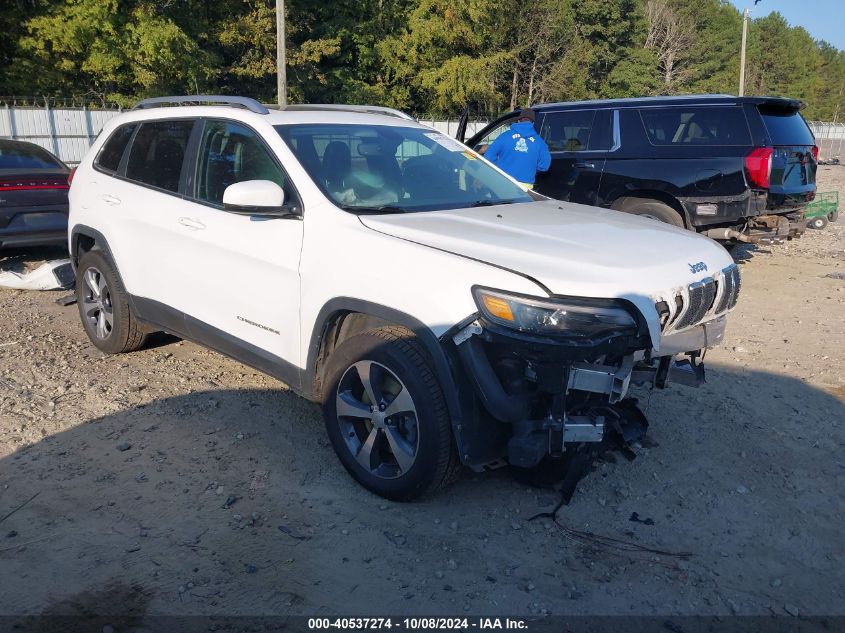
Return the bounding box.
[727,0,844,50]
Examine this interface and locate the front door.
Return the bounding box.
[173,119,304,374]
[534,109,612,205]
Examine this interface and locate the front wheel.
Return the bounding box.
[321,326,459,501]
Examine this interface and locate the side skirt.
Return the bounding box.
[131,296,306,396]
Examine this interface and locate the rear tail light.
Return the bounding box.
[811,145,819,162]
[745,147,773,189]
[0,177,70,191]
[68,167,77,186]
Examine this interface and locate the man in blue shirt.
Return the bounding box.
[482,108,551,189]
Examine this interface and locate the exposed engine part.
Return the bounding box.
[456,335,529,423]
[566,357,633,404]
[508,397,649,469]
[631,353,706,389]
[451,320,482,346]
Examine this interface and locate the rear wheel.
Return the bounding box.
[75,249,147,354]
[614,197,685,228]
[808,216,829,230]
[321,326,459,501]
[828,209,839,223]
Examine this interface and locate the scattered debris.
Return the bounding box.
[0,492,40,525]
[0,260,74,290]
[278,525,310,541]
[629,512,655,526]
[221,495,239,510]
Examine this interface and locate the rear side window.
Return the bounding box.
[0,142,63,169]
[640,106,751,146]
[95,124,135,173]
[759,108,814,146]
[125,120,195,192]
[195,120,288,206]
[539,110,610,151]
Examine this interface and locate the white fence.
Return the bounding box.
[0,104,489,165]
[807,121,845,163]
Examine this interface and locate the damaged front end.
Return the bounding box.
[446,286,727,473]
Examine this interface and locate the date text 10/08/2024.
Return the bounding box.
[308,618,529,630]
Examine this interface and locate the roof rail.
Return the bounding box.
[280,104,415,121]
[133,95,269,115]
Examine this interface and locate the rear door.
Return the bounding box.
[756,104,817,209]
[98,118,199,327]
[534,109,611,204]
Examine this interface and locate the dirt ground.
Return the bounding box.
[0,168,843,624]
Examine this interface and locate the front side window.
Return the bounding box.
[276,124,533,212]
[476,120,515,148]
[539,110,598,152]
[125,120,194,192]
[640,106,751,146]
[195,120,288,206]
[95,124,136,173]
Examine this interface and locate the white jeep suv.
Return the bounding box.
[68,96,739,500]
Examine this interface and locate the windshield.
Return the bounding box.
[275,124,533,212]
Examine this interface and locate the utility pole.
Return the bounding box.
[739,8,749,96]
[276,0,287,106]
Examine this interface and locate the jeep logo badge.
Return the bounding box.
[688,262,708,274]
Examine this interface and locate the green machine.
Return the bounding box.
[805,191,840,230]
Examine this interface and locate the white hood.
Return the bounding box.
[360,200,735,344]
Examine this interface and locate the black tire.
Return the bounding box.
[614,197,685,228]
[321,326,459,501]
[808,216,829,230]
[75,249,148,354]
[828,209,839,223]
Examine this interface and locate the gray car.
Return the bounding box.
[0,139,70,250]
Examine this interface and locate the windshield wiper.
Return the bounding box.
[469,198,521,207]
[340,204,407,214]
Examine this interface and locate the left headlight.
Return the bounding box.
[473,287,638,339]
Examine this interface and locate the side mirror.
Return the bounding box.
[222,180,299,217]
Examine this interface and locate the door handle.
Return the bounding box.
[101,193,121,205]
[178,217,206,231]
[574,162,595,169]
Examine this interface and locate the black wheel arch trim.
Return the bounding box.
[70,224,115,272]
[305,297,467,444]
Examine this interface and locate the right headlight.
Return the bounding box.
[473,287,638,339]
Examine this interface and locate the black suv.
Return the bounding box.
[459,95,817,244]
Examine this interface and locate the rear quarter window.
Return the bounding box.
[95,124,136,173]
[759,108,815,146]
[639,106,751,146]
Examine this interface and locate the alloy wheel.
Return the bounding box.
[81,267,114,340]
[335,360,420,479]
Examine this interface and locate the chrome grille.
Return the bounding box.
[714,264,741,314]
[654,264,741,333]
[675,278,717,329]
